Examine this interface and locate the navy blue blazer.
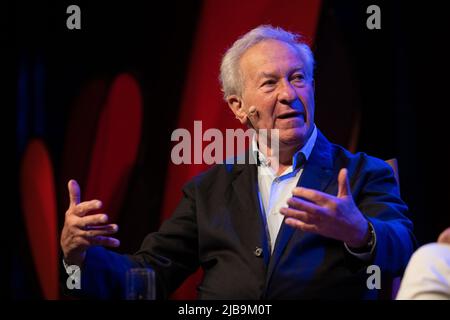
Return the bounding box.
[76,130,416,299]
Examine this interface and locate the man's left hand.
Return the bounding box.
[280,168,370,248]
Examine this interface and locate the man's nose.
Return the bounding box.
[278,79,297,104]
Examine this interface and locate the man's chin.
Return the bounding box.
[278,128,309,147]
[279,137,306,149]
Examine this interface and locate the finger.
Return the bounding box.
[292,187,331,206]
[285,217,318,233]
[74,214,110,228]
[82,223,118,231]
[80,226,119,238]
[89,236,120,248]
[280,207,319,224]
[337,168,351,198]
[73,200,103,217]
[287,196,324,216]
[68,179,81,207]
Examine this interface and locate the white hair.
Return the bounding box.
[219,25,315,101]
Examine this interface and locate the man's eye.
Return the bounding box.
[262,80,276,86]
[292,74,305,81]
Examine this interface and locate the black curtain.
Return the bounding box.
[315,0,450,244]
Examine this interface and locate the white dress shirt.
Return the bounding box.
[252,125,375,258]
[252,126,317,253]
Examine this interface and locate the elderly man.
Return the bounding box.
[61,25,416,299]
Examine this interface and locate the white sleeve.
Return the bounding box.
[396,243,450,300]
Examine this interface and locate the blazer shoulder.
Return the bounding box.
[182,160,248,191]
[330,142,394,177]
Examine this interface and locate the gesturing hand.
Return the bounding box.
[60,180,120,266]
[280,168,370,248]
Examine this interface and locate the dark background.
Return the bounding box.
[4,0,450,299]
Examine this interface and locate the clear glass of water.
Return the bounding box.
[125,268,156,300]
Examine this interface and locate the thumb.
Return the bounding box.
[337,168,351,198]
[68,179,81,207]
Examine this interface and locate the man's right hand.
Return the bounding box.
[60,179,120,267]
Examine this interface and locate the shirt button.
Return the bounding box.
[254,247,263,257]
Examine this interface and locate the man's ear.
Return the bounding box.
[227,94,247,125]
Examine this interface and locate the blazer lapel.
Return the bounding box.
[266,130,335,282]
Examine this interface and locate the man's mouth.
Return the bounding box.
[276,111,305,120]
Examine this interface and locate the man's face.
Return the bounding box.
[229,39,315,148]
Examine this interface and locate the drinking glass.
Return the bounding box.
[125,268,155,300]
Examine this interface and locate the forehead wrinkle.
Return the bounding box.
[256,66,305,80]
[240,40,306,90]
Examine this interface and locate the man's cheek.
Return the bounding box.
[259,118,274,130]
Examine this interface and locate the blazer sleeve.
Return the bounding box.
[72,179,200,299]
[132,178,200,298]
[355,158,417,277]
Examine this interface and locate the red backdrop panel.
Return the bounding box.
[84,74,143,223]
[20,139,59,299]
[162,0,322,299]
